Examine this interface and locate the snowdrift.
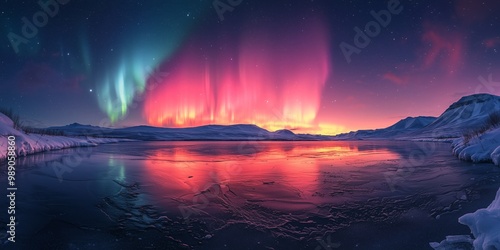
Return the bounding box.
[458,187,500,250]
[431,188,500,250]
[0,113,118,160]
[452,127,500,165]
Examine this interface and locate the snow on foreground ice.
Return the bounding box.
[459,187,500,249]
[452,127,500,165]
[430,188,500,250]
[0,113,119,160]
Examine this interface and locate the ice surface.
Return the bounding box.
[429,235,473,250]
[2,140,499,249]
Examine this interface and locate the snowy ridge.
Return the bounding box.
[334,93,500,140]
[49,122,113,136]
[0,113,120,160]
[419,94,500,138]
[385,116,437,131]
[333,116,437,140]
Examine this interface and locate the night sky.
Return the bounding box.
[1,0,500,134]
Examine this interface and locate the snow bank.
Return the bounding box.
[0,113,119,160]
[431,188,500,250]
[452,127,500,165]
[432,127,500,250]
[458,187,500,249]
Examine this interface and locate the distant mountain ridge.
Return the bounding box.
[334,116,437,140]
[334,93,500,140]
[385,116,437,131]
[48,123,333,141]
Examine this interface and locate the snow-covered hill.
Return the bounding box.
[48,122,112,136]
[334,116,437,140]
[416,94,500,139]
[0,113,119,160]
[334,94,500,141]
[386,116,437,130]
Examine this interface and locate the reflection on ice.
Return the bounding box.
[142,142,402,211]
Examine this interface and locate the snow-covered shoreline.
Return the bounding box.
[452,127,500,165]
[458,187,500,249]
[433,128,500,249]
[0,113,120,161]
[431,188,500,250]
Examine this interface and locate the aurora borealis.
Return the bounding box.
[95,2,209,123]
[1,0,500,134]
[144,16,330,132]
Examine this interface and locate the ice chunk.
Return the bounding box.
[458,188,500,250]
[429,235,473,250]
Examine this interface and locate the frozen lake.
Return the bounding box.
[1,141,500,249]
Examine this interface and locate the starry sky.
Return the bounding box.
[1,0,499,135]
